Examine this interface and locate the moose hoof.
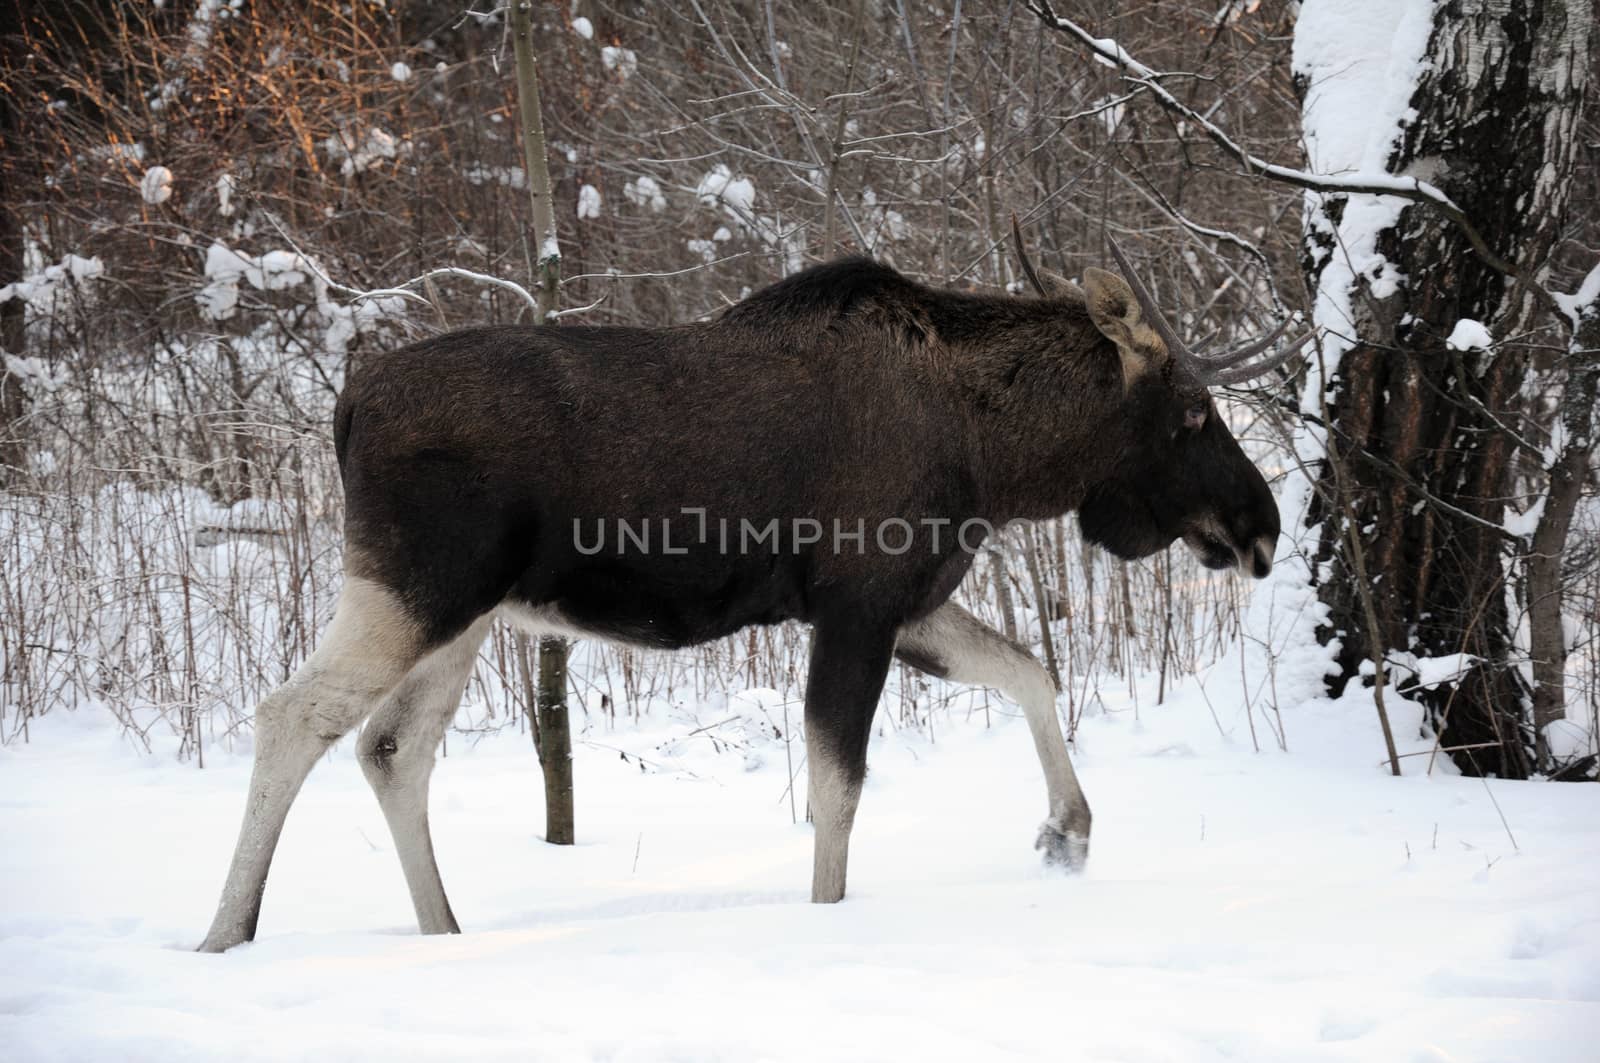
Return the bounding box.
[1035,820,1089,872]
[195,925,250,954]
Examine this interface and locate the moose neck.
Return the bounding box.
[924,293,1126,525]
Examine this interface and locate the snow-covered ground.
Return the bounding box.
[4,670,1598,1063]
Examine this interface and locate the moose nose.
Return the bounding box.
[1246,535,1275,579]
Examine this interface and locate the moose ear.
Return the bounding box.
[1083,267,1157,386]
[1038,269,1083,299]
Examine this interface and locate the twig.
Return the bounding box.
[1026,1,1566,325]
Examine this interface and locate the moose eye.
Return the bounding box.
[1184,402,1207,430]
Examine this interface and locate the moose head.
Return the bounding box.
[1013,219,1308,579]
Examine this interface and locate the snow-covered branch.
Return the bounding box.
[1027,3,1458,209]
[1025,0,1567,326]
[346,267,540,316]
[1554,260,1600,334]
[260,215,539,318]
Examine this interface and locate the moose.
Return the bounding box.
[198,227,1305,951]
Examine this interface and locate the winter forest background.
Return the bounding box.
[2,0,1594,775]
[1,1,1599,1059]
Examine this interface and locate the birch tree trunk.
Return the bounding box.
[1529,292,1599,770]
[1299,0,1592,778]
[511,0,574,844]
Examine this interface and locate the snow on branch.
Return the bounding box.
[345,267,541,317]
[1025,1,1567,327]
[1554,260,1600,334]
[1027,3,1458,208]
[262,214,541,318]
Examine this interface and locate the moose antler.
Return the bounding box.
[1103,236,1311,386]
[1011,213,1050,298]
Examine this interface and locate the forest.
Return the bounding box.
[1,2,1597,1060]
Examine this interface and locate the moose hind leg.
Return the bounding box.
[897,602,1091,870]
[805,618,896,903]
[198,577,424,953]
[357,617,490,935]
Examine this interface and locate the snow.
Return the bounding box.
[576,183,601,220]
[1047,10,1457,217]
[1293,0,1436,379]
[1090,94,1126,134]
[321,126,405,177]
[1292,0,1433,377]
[572,16,594,40]
[0,353,69,394]
[94,141,146,166]
[3,677,1598,1062]
[464,163,527,190]
[139,165,174,205]
[694,164,806,273]
[216,172,236,217]
[200,242,311,319]
[696,164,756,216]
[1553,260,1600,329]
[1503,493,1547,538]
[390,61,412,82]
[184,0,226,61]
[624,175,667,212]
[1248,2,1439,697]
[1404,652,1481,690]
[0,252,105,310]
[192,241,384,354]
[860,188,910,252]
[601,46,637,79]
[1446,318,1494,351]
[1294,0,1440,191]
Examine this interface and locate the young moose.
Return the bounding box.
[199,232,1305,951]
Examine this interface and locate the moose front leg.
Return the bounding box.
[897,601,1091,870]
[804,616,897,903]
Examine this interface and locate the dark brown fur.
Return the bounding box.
[198,255,1282,950]
[336,257,1278,656]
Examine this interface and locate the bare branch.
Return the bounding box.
[1025,0,1566,326]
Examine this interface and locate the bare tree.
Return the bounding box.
[511,0,574,845]
[2,0,1593,781]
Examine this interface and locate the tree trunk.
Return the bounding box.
[1528,296,1599,769]
[0,51,27,485]
[537,636,575,845]
[1300,0,1592,779]
[510,0,575,842]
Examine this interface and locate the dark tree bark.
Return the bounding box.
[0,11,28,484]
[536,636,575,845]
[1303,0,1593,778]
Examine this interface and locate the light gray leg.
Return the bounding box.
[357,617,490,935]
[803,619,896,903]
[897,601,1091,870]
[807,742,862,903]
[198,577,424,952]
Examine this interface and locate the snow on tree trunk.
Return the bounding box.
[1294,0,1592,778]
[1530,280,1600,771]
